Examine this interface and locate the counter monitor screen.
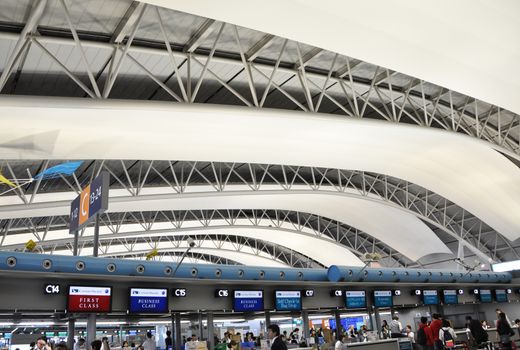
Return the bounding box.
[68,286,112,313]
[129,288,168,313]
[275,291,301,311]
[423,290,439,305]
[373,290,393,308]
[233,290,264,312]
[495,289,508,303]
[442,290,458,305]
[479,289,492,303]
[345,291,366,309]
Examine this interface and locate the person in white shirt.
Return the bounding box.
[438,319,457,346]
[73,338,85,350]
[143,332,156,350]
[405,325,414,343]
[334,336,347,350]
[185,334,198,350]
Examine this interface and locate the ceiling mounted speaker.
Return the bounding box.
[190,268,198,277]
[215,269,222,278]
[238,269,244,278]
[164,266,172,275]
[136,265,145,274]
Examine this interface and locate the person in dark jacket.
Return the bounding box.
[497,312,514,349]
[466,316,489,348]
[267,325,287,350]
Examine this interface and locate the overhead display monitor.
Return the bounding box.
[442,290,458,305]
[68,286,112,313]
[373,290,393,308]
[275,291,302,311]
[233,290,264,312]
[345,291,366,309]
[423,290,439,305]
[495,289,508,303]
[129,288,168,313]
[479,289,492,303]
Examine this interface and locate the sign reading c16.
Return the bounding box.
[69,172,109,233]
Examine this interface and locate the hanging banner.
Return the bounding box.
[69,172,109,233]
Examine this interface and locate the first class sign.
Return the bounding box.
[68,286,112,313]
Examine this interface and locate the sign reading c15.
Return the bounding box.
[69,172,109,233]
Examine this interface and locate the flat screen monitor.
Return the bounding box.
[68,286,112,313]
[495,289,508,303]
[233,290,264,311]
[442,290,458,305]
[373,290,393,308]
[129,288,168,313]
[479,289,492,303]
[423,290,439,305]
[345,291,366,309]
[329,317,365,331]
[275,291,302,311]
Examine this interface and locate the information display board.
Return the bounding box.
[129,288,168,313]
[373,290,393,307]
[69,172,109,232]
[329,317,365,331]
[233,290,264,311]
[495,289,508,303]
[67,286,112,312]
[275,291,301,311]
[442,290,458,305]
[479,289,492,303]
[345,291,366,309]
[423,290,439,305]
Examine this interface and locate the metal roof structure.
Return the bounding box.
[0,0,519,270]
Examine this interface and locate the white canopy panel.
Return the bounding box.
[144,0,520,114]
[0,97,519,243]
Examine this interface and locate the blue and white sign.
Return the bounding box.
[345,291,366,309]
[233,290,264,311]
[479,289,492,303]
[129,288,168,313]
[275,291,301,311]
[442,290,458,305]
[373,290,392,307]
[423,290,439,305]
[495,289,508,303]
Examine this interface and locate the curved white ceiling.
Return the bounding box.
[1,97,519,244]
[2,223,359,267]
[0,186,448,262]
[144,0,520,114]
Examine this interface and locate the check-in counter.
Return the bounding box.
[345,339,412,350]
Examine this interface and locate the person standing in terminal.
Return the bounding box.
[165,331,172,350]
[405,325,414,343]
[73,339,85,350]
[496,312,514,349]
[185,335,198,350]
[389,316,403,338]
[267,325,287,350]
[381,320,390,339]
[430,314,443,350]
[465,316,489,349]
[143,332,155,350]
[416,317,433,350]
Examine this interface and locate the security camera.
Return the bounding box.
[187,237,196,248]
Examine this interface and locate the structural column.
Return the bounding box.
[67,318,75,350]
[86,314,96,350]
[198,313,204,340]
[264,311,271,333]
[301,310,309,345]
[174,313,182,350]
[207,312,214,350]
[334,310,342,340]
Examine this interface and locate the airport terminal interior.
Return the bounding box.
[1,1,520,350]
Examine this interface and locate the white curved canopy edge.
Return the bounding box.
[0,187,449,262]
[144,0,520,114]
[3,225,352,267]
[1,97,520,243]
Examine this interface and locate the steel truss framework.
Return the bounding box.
[1,160,518,267]
[0,0,519,156]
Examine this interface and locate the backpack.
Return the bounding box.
[442,329,455,348]
[416,327,427,346]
